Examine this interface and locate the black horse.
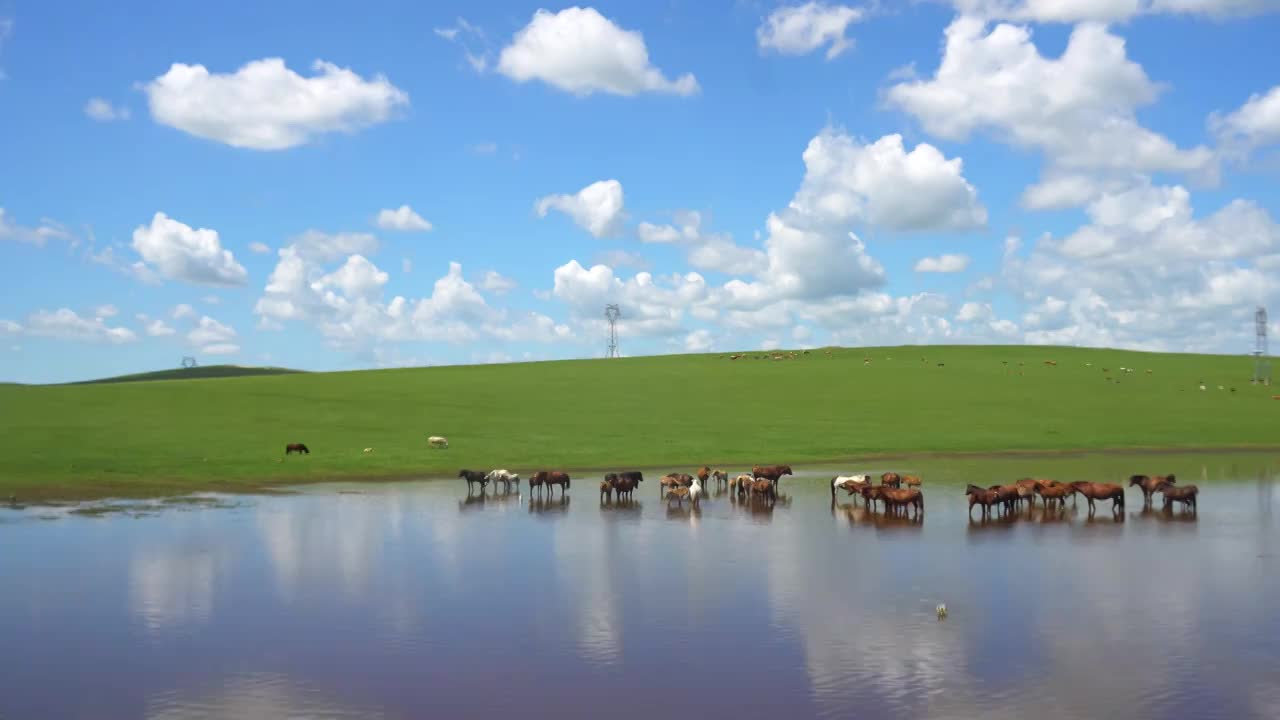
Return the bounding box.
[459,469,488,493]
[285,443,310,455]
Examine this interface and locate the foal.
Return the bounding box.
[1155,480,1197,511]
[1129,474,1176,506]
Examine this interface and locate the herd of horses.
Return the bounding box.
[454,465,1201,517]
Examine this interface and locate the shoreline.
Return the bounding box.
[5,443,1278,506]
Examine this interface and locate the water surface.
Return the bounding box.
[2,452,1278,719]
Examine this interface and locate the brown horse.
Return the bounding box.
[528,472,545,495]
[667,486,692,507]
[531,471,570,497]
[730,474,753,496]
[966,484,1000,518]
[660,474,690,497]
[749,478,777,501]
[285,443,309,455]
[599,480,614,502]
[880,487,924,517]
[1069,481,1125,514]
[696,466,712,483]
[1130,474,1176,505]
[860,484,886,512]
[880,472,902,488]
[1034,482,1072,510]
[903,475,922,487]
[989,485,1021,515]
[753,464,793,490]
[1155,480,1197,511]
[608,471,642,500]
[459,469,488,493]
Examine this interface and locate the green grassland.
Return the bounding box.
[1,345,1276,500]
[69,364,304,385]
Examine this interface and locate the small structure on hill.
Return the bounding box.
[181,356,199,370]
[1254,307,1271,386]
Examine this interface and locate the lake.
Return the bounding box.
[2,451,1278,719]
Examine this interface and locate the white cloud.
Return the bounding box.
[24,308,138,344]
[318,255,388,299]
[638,210,767,275]
[951,0,1280,21]
[0,208,73,246]
[143,58,409,150]
[684,329,714,352]
[131,212,248,286]
[757,2,864,60]
[171,304,196,321]
[1020,172,1112,210]
[188,316,239,355]
[201,295,221,305]
[435,16,490,72]
[1212,84,1280,155]
[375,205,432,232]
[291,230,379,263]
[497,7,699,97]
[479,270,517,295]
[402,258,412,273]
[0,319,21,336]
[915,254,971,272]
[467,141,498,155]
[594,249,650,270]
[84,97,129,121]
[888,18,1215,186]
[785,130,987,232]
[956,301,993,322]
[536,179,626,238]
[93,304,119,318]
[248,241,272,254]
[142,316,176,337]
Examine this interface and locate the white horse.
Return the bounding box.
[428,436,449,449]
[832,474,872,498]
[485,469,520,492]
[689,476,703,507]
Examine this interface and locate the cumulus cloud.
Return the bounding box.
[0,208,73,246]
[140,316,176,337]
[915,254,971,272]
[131,213,247,286]
[536,179,626,238]
[248,241,272,254]
[171,304,196,320]
[888,18,1215,192]
[479,270,517,295]
[757,2,864,60]
[951,0,1280,21]
[143,58,409,150]
[638,211,767,275]
[1004,180,1280,351]
[94,304,119,318]
[23,308,137,344]
[684,329,714,352]
[497,7,698,96]
[375,205,432,232]
[84,97,130,121]
[188,316,239,355]
[1211,84,1280,156]
[290,230,379,263]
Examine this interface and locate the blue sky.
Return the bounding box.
[3,1,1280,383]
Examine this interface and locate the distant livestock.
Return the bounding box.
[532,471,571,497]
[363,447,374,454]
[1129,474,1175,506]
[285,443,309,455]
[428,436,449,449]
[753,464,793,490]
[459,469,488,493]
[486,469,520,492]
[1156,480,1198,511]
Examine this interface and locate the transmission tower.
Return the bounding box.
[181,356,199,369]
[1254,306,1270,385]
[605,304,621,358]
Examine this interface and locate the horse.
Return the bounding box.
[1069,481,1125,514]
[988,485,1022,515]
[730,474,754,496]
[660,473,692,497]
[832,474,871,501]
[1130,474,1176,505]
[749,478,777,501]
[904,474,922,487]
[459,469,488,493]
[966,484,1000,518]
[753,464,793,490]
[696,466,712,484]
[689,476,704,508]
[710,469,729,489]
[860,484,886,512]
[1155,480,1197,511]
[285,443,310,455]
[880,472,902,488]
[880,487,924,517]
[599,480,614,502]
[485,469,520,492]
[1033,481,1072,510]
[609,472,642,501]
[528,472,546,496]
[536,471,570,497]
[428,436,449,449]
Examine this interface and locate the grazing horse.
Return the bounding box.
[535,471,570,497]
[730,474,754,496]
[860,484,886,512]
[485,469,520,492]
[1130,474,1176,506]
[880,472,902,488]
[285,443,309,455]
[599,480,614,502]
[880,487,924,517]
[753,464,793,491]
[1069,481,1125,514]
[966,484,1000,518]
[904,475,922,487]
[609,471,642,501]
[667,486,692,507]
[428,436,449,449]
[832,474,871,501]
[989,485,1022,515]
[528,472,546,496]
[1155,480,1197,511]
[459,469,488,493]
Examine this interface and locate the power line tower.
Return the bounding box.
[1254,306,1270,385]
[181,356,199,370]
[604,304,621,358]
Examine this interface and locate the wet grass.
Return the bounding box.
[1,344,1276,501]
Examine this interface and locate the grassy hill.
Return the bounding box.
[68,364,304,385]
[0,345,1275,500]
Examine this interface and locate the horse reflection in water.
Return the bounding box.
[832,499,924,531]
[529,495,571,516]
[731,488,791,523]
[457,485,522,513]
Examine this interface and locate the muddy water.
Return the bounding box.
[2,452,1278,720]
